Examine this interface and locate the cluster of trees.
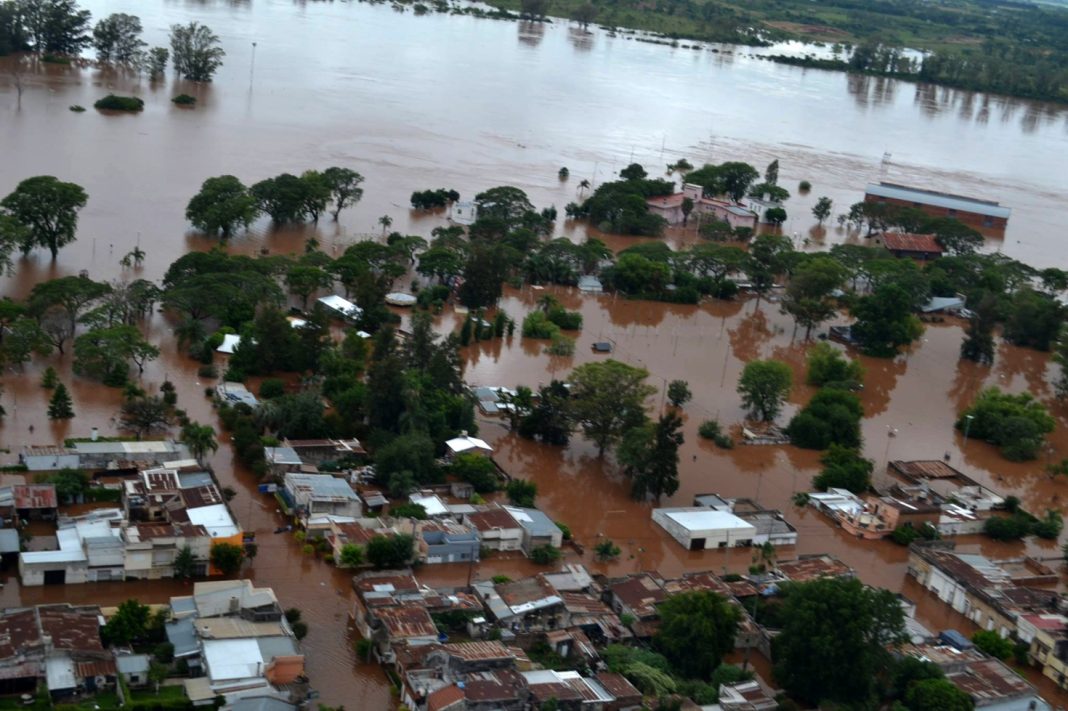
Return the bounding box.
[957,388,1055,461]
[0,2,224,81]
[565,163,673,236]
[185,167,365,237]
[410,188,459,210]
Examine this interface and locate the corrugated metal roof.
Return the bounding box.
[866,182,1011,219]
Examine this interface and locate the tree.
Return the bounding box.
[781,257,846,338]
[451,452,500,493]
[252,173,316,224]
[805,341,863,387]
[520,0,549,19]
[569,360,655,456]
[378,214,392,235]
[764,206,787,225]
[850,283,924,357]
[956,388,1055,461]
[210,542,244,575]
[286,264,332,310]
[180,422,218,464]
[43,468,87,503]
[764,159,779,186]
[506,479,537,507]
[74,325,159,384]
[773,578,906,705]
[41,366,58,389]
[459,242,512,309]
[321,166,365,220]
[339,543,365,568]
[30,276,111,337]
[737,360,791,422]
[1003,288,1063,351]
[571,2,596,29]
[173,545,196,579]
[20,0,91,55]
[103,600,151,646]
[812,445,873,493]
[530,544,561,565]
[972,630,1013,660]
[146,46,168,78]
[120,396,173,439]
[904,678,974,711]
[666,380,691,408]
[618,412,684,504]
[185,176,259,239]
[786,388,864,450]
[92,13,144,62]
[47,382,73,419]
[744,234,793,303]
[594,539,621,561]
[655,590,740,679]
[170,22,225,81]
[812,196,833,225]
[2,176,87,259]
[367,533,414,568]
[960,295,997,365]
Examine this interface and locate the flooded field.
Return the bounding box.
[2,0,1068,706]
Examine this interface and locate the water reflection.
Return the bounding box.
[517,20,545,47]
[567,26,593,52]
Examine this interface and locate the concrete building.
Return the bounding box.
[464,506,524,552]
[651,507,756,550]
[908,542,1059,637]
[645,184,759,231]
[900,642,1049,710]
[503,506,563,554]
[415,519,480,565]
[282,472,361,523]
[22,440,191,474]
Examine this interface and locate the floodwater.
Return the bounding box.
[1,0,1068,706]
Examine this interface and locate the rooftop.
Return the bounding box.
[609,573,667,618]
[503,505,559,537]
[284,473,359,502]
[203,638,264,682]
[882,232,943,254]
[375,606,438,640]
[776,555,854,582]
[465,506,520,532]
[445,435,492,455]
[866,182,1011,219]
[654,507,756,533]
[186,503,241,539]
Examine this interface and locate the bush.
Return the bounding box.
[198,364,218,378]
[972,630,1013,660]
[522,311,560,339]
[806,342,863,388]
[555,521,572,540]
[69,105,85,112]
[812,445,872,494]
[530,545,561,565]
[545,334,575,356]
[698,419,733,449]
[94,94,145,112]
[506,479,537,507]
[957,388,1055,461]
[259,378,286,399]
[799,180,812,192]
[171,94,197,105]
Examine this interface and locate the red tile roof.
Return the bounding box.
[882,232,943,254]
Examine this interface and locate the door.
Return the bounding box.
[690,538,706,551]
[43,569,66,585]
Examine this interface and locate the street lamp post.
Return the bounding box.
[963,414,975,447]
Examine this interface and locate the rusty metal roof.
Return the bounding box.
[890,460,964,480]
[375,606,437,640]
[13,485,57,510]
[38,606,103,652]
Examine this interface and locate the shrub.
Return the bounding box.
[698,419,733,449]
[545,334,575,356]
[812,445,873,494]
[555,521,572,540]
[522,311,560,339]
[198,364,218,378]
[530,545,561,565]
[94,94,145,112]
[69,105,85,112]
[42,54,70,64]
[259,378,286,399]
[798,180,812,192]
[171,94,197,105]
[957,388,1055,461]
[972,630,1013,660]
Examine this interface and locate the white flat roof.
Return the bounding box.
[445,435,492,454]
[217,334,242,354]
[203,638,263,682]
[658,508,755,533]
[410,493,449,517]
[318,294,362,317]
[187,503,240,538]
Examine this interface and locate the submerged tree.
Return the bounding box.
[618,411,684,504]
[737,360,791,422]
[170,22,225,82]
[569,360,655,456]
[92,13,145,63]
[47,383,74,419]
[185,176,259,238]
[1,176,88,259]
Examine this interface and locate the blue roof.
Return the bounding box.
[165,617,199,658]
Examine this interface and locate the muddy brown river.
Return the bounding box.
[3,0,1068,706]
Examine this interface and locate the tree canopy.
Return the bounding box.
[737,360,791,422]
[654,590,740,679]
[568,360,655,456]
[1,175,88,259]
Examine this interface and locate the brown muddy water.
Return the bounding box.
[2,0,1068,706]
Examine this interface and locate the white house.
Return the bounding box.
[651,507,756,551]
[445,435,493,457]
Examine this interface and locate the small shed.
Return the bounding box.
[317,295,363,321]
[445,435,493,457]
[116,654,150,688]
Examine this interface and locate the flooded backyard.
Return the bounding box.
[2,0,1068,705]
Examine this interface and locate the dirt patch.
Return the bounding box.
[765,20,851,38]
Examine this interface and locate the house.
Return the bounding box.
[216,382,259,409]
[284,438,366,465]
[475,576,565,631]
[651,507,756,551]
[115,654,150,688]
[186,580,284,622]
[604,573,667,637]
[19,509,127,586]
[282,472,361,523]
[317,294,363,321]
[577,275,604,294]
[718,680,778,710]
[445,435,493,457]
[1016,613,1068,690]
[864,182,1010,229]
[709,497,797,547]
[264,447,305,477]
[1,484,58,520]
[900,642,1050,710]
[522,669,616,709]
[410,492,450,519]
[327,518,392,562]
[415,519,480,564]
[879,232,944,260]
[503,506,563,554]
[464,506,524,552]
[22,440,192,475]
[595,672,642,710]
[888,460,1005,512]
[775,554,855,583]
[451,200,478,226]
[645,184,759,231]
[907,542,1059,637]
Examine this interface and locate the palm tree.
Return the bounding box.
[578,179,591,196]
[378,215,393,236]
[181,422,218,465]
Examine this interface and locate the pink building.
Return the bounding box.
[645,183,759,231]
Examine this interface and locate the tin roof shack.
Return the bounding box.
[464,506,524,552]
[37,604,114,699]
[878,232,944,261]
[502,506,563,555]
[475,576,566,633]
[775,554,855,583]
[908,542,1059,638]
[444,435,493,458]
[263,447,305,478]
[397,641,525,710]
[726,498,798,547]
[68,440,192,474]
[651,507,757,551]
[185,580,284,622]
[864,182,1011,230]
[415,519,480,565]
[326,518,393,563]
[889,460,1005,514]
[282,473,361,525]
[282,438,365,467]
[0,485,58,521]
[901,642,1050,710]
[124,522,212,580]
[718,679,778,710]
[523,669,616,710]
[603,573,668,638]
